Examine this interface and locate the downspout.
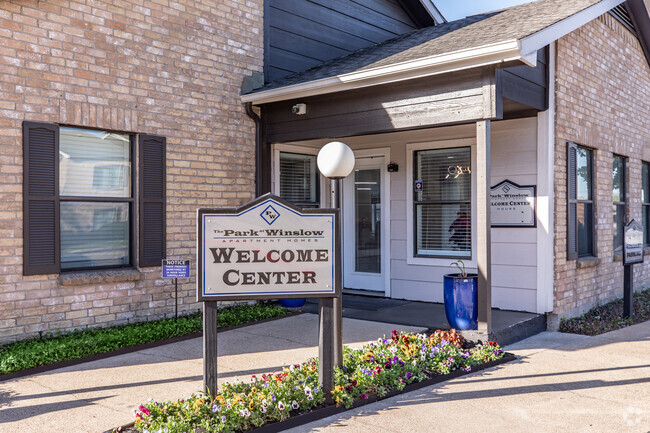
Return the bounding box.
[245,102,264,197]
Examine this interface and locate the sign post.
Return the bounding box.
[623,220,643,318]
[197,194,340,397]
[162,259,190,318]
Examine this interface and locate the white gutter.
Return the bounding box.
[241,40,532,104]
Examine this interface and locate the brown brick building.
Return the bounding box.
[0,0,263,343]
[553,12,650,319]
[1,0,649,344]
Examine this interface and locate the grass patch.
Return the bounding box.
[559,288,650,336]
[0,302,291,375]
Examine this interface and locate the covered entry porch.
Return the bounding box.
[244,18,556,340]
[302,294,546,346]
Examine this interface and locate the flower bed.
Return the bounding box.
[132,330,506,433]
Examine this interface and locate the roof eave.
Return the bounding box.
[625,0,650,66]
[241,40,528,105]
[519,0,626,56]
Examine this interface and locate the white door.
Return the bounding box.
[343,154,389,294]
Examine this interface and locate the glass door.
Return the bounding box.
[343,156,387,293]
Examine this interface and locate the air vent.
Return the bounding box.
[609,5,636,33]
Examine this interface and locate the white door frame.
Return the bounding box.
[342,148,391,297]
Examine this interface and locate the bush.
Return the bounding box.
[0,303,290,375]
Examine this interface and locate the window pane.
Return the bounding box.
[354,169,381,273]
[60,127,131,198]
[612,155,624,202]
[577,202,593,257]
[279,152,318,207]
[576,147,591,201]
[415,147,470,202]
[643,163,649,204]
[613,204,625,253]
[60,202,130,269]
[416,203,470,257]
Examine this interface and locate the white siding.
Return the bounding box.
[272,118,539,312]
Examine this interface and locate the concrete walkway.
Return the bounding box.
[0,315,425,433]
[1,315,649,433]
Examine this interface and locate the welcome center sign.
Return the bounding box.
[197,194,339,301]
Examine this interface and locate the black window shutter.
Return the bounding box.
[567,142,578,260]
[23,121,60,275]
[139,134,166,267]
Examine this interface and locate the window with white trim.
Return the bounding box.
[279,152,320,208]
[414,147,471,258]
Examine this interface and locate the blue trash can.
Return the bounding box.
[443,274,478,330]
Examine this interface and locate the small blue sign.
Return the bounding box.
[162,259,190,278]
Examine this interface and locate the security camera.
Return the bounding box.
[291,103,307,115]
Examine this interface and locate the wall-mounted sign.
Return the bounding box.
[162,259,190,278]
[197,194,338,301]
[490,179,536,227]
[624,219,644,266]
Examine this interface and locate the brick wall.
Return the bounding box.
[553,14,650,318]
[0,0,263,342]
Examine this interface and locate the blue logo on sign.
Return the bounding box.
[260,205,280,225]
[502,185,511,193]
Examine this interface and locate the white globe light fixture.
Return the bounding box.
[317,141,355,179]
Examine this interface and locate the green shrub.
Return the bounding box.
[0,303,290,375]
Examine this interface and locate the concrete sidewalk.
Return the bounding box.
[0,315,425,433]
[1,316,649,433]
[285,321,650,433]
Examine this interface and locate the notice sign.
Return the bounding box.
[197,194,338,301]
[624,219,644,265]
[490,179,536,227]
[162,259,190,278]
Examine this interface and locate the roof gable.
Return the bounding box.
[245,0,650,104]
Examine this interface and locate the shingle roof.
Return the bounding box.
[246,0,604,94]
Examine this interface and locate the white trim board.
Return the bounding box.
[420,0,447,24]
[242,41,525,104]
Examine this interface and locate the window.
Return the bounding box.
[60,128,132,270]
[612,155,626,254]
[567,142,594,259]
[414,147,471,258]
[279,152,320,208]
[23,122,166,275]
[641,162,650,245]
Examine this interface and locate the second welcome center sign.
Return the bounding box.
[197,193,340,396]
